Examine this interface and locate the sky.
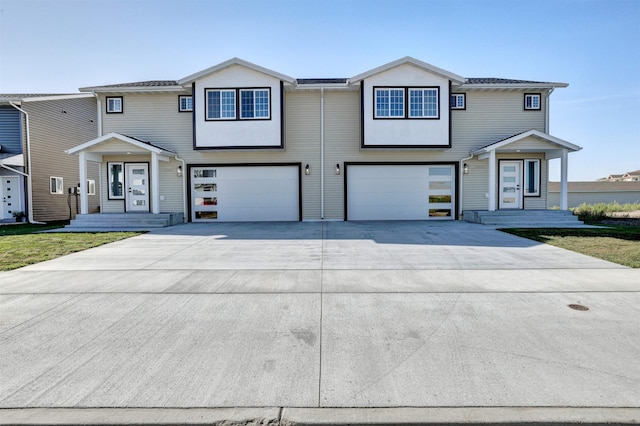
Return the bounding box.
[0,0,638,181]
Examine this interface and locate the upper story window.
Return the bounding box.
[206,89,236,120]
[524,93,541,110]
[50,177,63,195]
[375,88,404,118]
[205,88,271,121]
[374,87,440,119]
[409,88,439,118]
[451,93,466,110]
[179,95,192,112]
[240,89,270,119]
[106,96,123,114]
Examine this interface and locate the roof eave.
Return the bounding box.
[460,82,569,90]
[79,86,186,93]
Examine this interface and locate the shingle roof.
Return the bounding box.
[0,94,71,101]
[297,78,348,85]
[121,134,176,153]
[465,78,555,85]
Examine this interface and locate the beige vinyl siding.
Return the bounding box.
[460,159,489,211]
[24,97,98,222]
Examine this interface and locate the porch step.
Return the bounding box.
[65,213,183,230]
[463,210,586,227]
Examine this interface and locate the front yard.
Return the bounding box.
[0,223,141,271]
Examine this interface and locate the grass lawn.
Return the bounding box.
[0,223,141,271]
[502,224,640,268]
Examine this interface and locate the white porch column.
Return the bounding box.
[151,152,160,214]
[78,151,88,214]
[560,148,569,210]
[488,149,496,211]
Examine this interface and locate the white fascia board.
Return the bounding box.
[291,83,354,91]
[460,82,569,90]
[66,132,167,155]
[21,93,95,102]
[350,56,465,85]
[178,57,296,86]
[79,86,186,93]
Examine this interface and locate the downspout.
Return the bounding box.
[320,86,325,220]
[9,101,45,224]
[459,153,474,220]
[175,155,187,222]
[93,92,103,137]
[545,88,554,134]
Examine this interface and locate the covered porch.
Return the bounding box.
[469,129,582,212]
[66,132,186,223]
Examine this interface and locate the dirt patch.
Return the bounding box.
[600,211,640,226]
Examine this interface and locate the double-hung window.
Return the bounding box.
[50,177,63,195]
[375,88,404,118]
[409,88,439,118]
[179,95,192,112]
[240,89,270,119]
[206,89,236,120]
[106,96,123,114]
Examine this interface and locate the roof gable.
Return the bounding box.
[66,132,175,155]
[350,56,465,85]
[472,129,582,155]
[178,58,295,86]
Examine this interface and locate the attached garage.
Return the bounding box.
[345,163,457,221]
[189,164,301,222]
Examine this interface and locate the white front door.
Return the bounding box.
[499,161,522,209]
[126,163,149,212]
[1,176,20,219]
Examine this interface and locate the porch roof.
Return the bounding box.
[66,132,176,156]
[471,129,582,159]
[0,153,24,167]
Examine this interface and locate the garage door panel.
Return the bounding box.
[191,165,299,222]
[347,164,455,221]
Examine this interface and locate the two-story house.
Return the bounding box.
[0,96,27,222]
[66,57,581,225]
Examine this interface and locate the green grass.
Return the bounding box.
[0,223,141,271]
[503,224,640,268]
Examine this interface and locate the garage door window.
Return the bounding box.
[193,167,218,220]
[428,167,453,218]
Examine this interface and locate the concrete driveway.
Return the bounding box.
[1,221,639,425]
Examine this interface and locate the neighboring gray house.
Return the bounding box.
[548,181,640,208]
[0,94,100,222]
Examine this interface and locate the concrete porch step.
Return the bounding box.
[463,210,586,227]
[65,213,183,230]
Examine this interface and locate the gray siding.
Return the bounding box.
[24,97,99,222]
[0,106,22,154]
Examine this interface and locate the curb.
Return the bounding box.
[1,407,639,425]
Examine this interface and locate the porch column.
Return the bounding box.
[151,152,160,214]
[488,149,496,211]
[78,151,88,215]
[560,148,569,210]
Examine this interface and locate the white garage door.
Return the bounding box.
[346,164,455,220]
[191,165,300,222]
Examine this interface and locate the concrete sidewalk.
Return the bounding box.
[1,221,639,425]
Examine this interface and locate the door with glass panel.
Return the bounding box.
[499,161,522,209]
[1,176,20,219]
[125,163,149,212]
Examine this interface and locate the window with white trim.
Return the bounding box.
[87,179,96,196]
[50,177,63,194]
[375,88,404,118]
[108,162,124,199]
[409,88,439,118]
[524,93,541,110]
[206,89,236,120]
[524,159,540,196]
[106,96,123,114]
[179,95,192,112]
[451,93,466,110]
[240,89,270,119]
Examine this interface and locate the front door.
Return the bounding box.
[499,161,522,209]
[1,176,20,219]
[125,163,149,212]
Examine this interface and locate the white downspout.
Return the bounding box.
[9,101,45,224]
[545,88,554,134]
[175,155,187,222]
[459,153,474,219]
[320,86,325,220]
[94,92,103,137]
